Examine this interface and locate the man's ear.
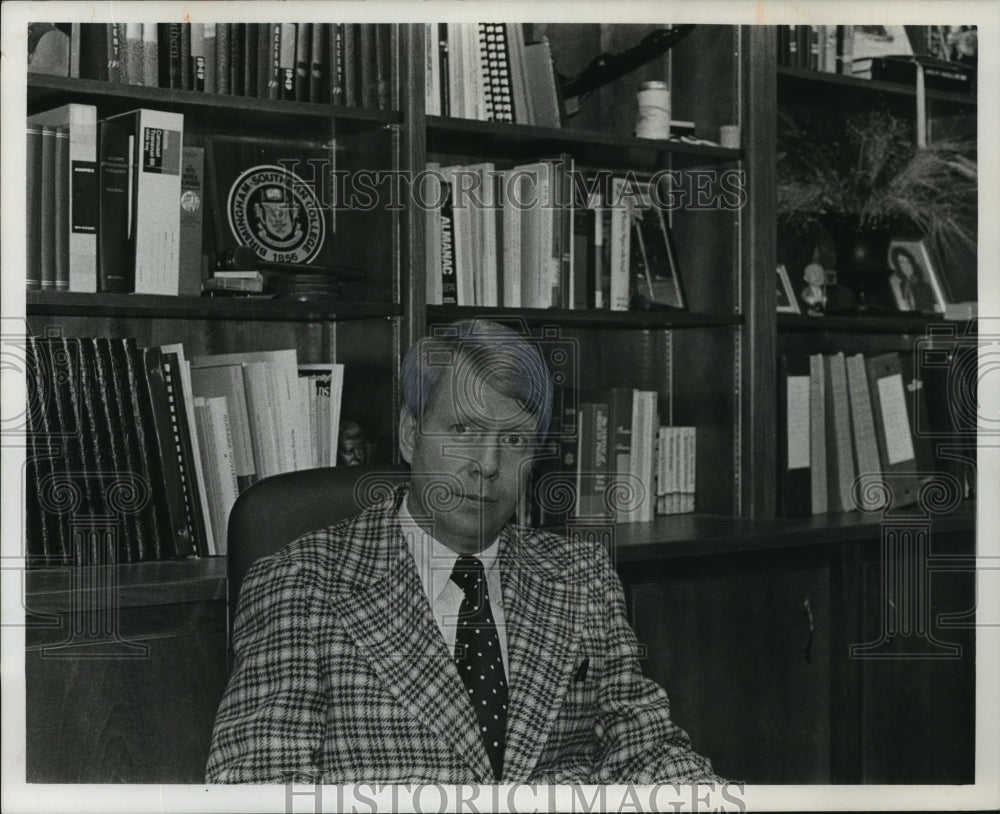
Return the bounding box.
[398,406,416,464]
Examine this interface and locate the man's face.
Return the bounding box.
[399,366,539,554]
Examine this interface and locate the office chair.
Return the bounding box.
[225,464,409,638]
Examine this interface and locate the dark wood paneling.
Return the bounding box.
[625,546,834,783]
[26,599,227,783]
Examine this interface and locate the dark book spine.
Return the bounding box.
[330,23,344,104]
[26,126,42,290]
[359,23,376,109]
[159,23,183,88]
[178,146,205,297]
[92,338,143,563]
[107,23,124,83]
[438,23,450,116]
[267,23,281,100]
[375,24,390,110]
[97,115,134,292]
[244,23,258,97]
[54,129,70,290]
[309,23,326,103]
[279,23,296,101]
[230,23,245,97]
[216,24,231,94]
[295,22,311,102]
[39,127,57,291]
[203,24,216,93]
[25,336,59,563]
[161,351,211,556]
[439,177,457,304]
[179,23,191,90]
[343,23,357,106]
[78,23,109,80]
[137,345,196,558]
[255,23,270,98]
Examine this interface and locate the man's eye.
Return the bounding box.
[452,423,469,435]
[502,433,525,447]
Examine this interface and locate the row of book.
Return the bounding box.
[531,387,696,528]
[29,22,395,109]
[423,23,562,126]
[26,103,204,295]
[778,351,929,517]
[426,162,684,311]
[25,337,344,566]
[777,24,975,93]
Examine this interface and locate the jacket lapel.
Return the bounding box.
[499,525,588,781]
[326,491,494,781]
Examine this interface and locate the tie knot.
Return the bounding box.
[450,555,486,597]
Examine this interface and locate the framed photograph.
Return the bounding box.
[886,238,947,313]
[776,264,800,313]
[628,182,686,310]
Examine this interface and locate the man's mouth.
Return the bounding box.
[462,494,497,505]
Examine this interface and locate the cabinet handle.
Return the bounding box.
[801,596,815,662]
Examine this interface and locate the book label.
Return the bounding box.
[71,160,97,233]
[142,127,181,175]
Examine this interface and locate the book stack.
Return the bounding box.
[777,351,937,517]
[24,339,345,566]
[425,166,684,312]
[530,386,697,528]
[58,22,395,108]
[26,103,204,296]
[26,104,98,292]
[425,23,561,126]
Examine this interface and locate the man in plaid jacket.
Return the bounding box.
[206,320,720,784]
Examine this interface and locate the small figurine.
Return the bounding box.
[338,421,368,467]
[800,262,827,315]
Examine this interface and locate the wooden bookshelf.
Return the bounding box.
[27,290,402,322]
[427,304,742,330]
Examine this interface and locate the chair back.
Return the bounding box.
[226,464,409,636]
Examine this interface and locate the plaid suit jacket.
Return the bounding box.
[206,486,720,784]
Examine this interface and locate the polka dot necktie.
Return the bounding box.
[450,554,508,780]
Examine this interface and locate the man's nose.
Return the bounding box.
[474,439,500,480]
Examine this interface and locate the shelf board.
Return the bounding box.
[777,312,974,335]
[26,290,402,322]
[426,305,742,330]
[27,74,401,132]
[25,556,227,612]
[777,65,977,111]
[606,501,976,563]
[427,115,742,168]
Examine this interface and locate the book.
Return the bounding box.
[866,353,921,510]
[359,24,377,109]
[310,23,327,102]
[39,127,57,291]
[179,146,206,296]
[97,113,131,291]
[159,23,183,89]
[779,356,813,516]
[424,162,444,305]
[608,388,634,523]
[202,23,217,94]
[824,352,857,513]
[298,364,346,466]
[216,24,231,94]
[330,23,345,104]
[53,130,68,284]
[99,108,184,294]
[28,105,99,293]
[78,23,110,81]
[278,23,296,100]
[28,22,71,76]
[135,343,199,558]
[809,354,828,515]
[160,344,215,556]
[26,126,42,290]
[852,55,975,94]
[523,40,564,128]
[107,23,125,83]
[846,353,884,512]
[190,364,257,492]
[193,396,238,553]
[629,390,658,522]
[141,23,159,87]
[123,23,143,85]
[295,22,311,102]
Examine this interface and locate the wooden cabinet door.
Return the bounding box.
[623,546,835,783]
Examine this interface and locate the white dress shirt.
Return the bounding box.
[398,499,509,671]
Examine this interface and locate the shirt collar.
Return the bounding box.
[398,494,501,605]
